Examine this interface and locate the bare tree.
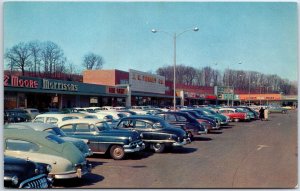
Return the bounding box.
[82,53,104,70]
[40,41,65,77]
[156,65,173,81]
[5,42,32,76]
[28,41,42,76]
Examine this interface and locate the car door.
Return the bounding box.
[72,123,102,153]
[134,120,156,141]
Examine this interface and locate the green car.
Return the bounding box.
[5,122,93,157]
[268,106,288,114]
[199,108,230,125]
[4,129,92,179]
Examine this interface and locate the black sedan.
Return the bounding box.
[116,115,190,153]
[4,155,53,188]
[155,111,207,139]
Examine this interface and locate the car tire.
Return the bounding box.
[187,131,194,141]
[110,145,125,160]
[234,118,240,122]
[152,143,165,153]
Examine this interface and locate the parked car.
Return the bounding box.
[57,119,145,160]
[117,110,137,117]
[116,115,190,153]
[155,111,207,139]
[22,108,40,120]
[234,106,259,119]
[199,108,229,125]
[218,108,250,122]
[4,128,92,179]
[5,122,93,157]
[233,107,256,120]
[4,155,53,188]
[96,110,127,121]
[4,109,31,123]
[180,110,220,132]
[268,106,288,114]
[4,111,27,124]
[191,108,224,125]
[33,113,95,125]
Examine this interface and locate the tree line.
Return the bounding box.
[5,40,104,79]
[5,41,297,95]
[156,64,297,95]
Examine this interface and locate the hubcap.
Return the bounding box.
[114,148,123,157]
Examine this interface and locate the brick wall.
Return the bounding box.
[83,70,117,85]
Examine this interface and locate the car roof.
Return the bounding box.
[35,113,85,118]
[57,118,105,126]
[120,115,164,121]
[5,122,56,131]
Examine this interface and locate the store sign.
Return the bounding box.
[214,86,234,98]
[4,75,39,89]
[205,95,217,100]
[129,69,165,94]
[238,94,282,100]
[223,94,234,100]
[42,79,78,91]
[107,86,127,94]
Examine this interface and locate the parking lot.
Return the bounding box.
[53,110,297,189]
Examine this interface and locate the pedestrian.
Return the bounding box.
[264,108,269,121]
[259,107,265,121]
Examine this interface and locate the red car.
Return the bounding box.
[218,108,250,122]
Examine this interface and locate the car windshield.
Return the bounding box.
[45,127,66,137]
[236,109,245,112]
[204,109,217,115]
[95,122,111,131]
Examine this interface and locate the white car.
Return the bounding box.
[33,113,96,125]
[95,110,127,121]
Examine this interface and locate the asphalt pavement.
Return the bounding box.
[54,110,298,189]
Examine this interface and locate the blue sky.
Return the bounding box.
[4,2,298,81]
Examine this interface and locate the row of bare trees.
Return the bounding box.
[156,65,297,95]
[5,41,104,79]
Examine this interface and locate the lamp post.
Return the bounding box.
[223,62,242,106]
[152,27,199,110]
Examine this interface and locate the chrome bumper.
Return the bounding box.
[198,129,208,134]
[172,138,191,147]
[124,142,145,153]
[53,163,92,179]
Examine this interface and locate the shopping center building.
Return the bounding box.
[4,69,297,110]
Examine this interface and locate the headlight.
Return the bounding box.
[35,168,40,174]
[47,165,52,173]
[128,136,132,142]
[12,176,18,185]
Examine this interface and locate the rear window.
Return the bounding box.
[62,116,78,121]
[30,109,39,113]
[6,139,40,152]
[46,134,65,144]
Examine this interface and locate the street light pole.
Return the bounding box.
[152,27,199,111]
[248,75,251,106]
[173,33,177,111]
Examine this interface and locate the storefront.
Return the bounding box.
[4,75,126,110]
[238,94,282,105]
[83,69,175,107]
